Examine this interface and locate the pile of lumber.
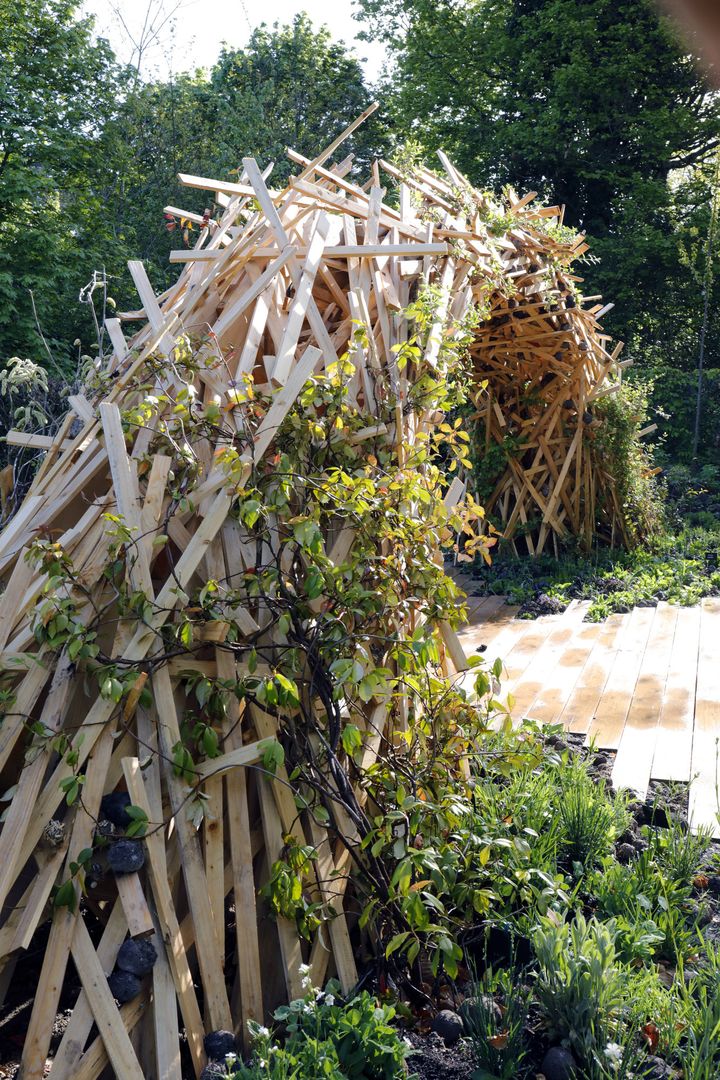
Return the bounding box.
[465,194,634,555]
[0,110,630,1078]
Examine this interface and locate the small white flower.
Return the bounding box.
[324,994,335,1007]
[605,1042,623,1067]
[256,1026,270,1038]
[298,963,311,976]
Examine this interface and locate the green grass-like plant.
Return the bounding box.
[557,767,628,870]
[461,967,532,1079]
[468,524,720,621]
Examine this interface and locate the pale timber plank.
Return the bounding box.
[527,618,602,725]
[689,599,720,837]
[70,917,145,1080]
[500,614,558,686]
[508,601,590,719]
[585,605,656,749]
[611,602,679,796]
[559,612,629,734]
[651,604,701,783]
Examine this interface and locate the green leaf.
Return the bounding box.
[341,723,363,756]
[53,879,77,913]
[259,738,285,774]
[385,931,409,957]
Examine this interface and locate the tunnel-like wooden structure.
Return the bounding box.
[0,113,633,1078]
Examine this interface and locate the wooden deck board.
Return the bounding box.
[558,613,630,735]
[689,599,720,837]
[584,605,656,749]
[460,595,719,834]
[499,616,558,685]
[611,603,679,797]
[525,618,602,725]
[506,602,590,719]
[650,605,701,783]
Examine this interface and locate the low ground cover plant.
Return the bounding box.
[233,734,720,1080]
[467,523,720,619]
[381,738,720,1073]
[226,977,414,1079]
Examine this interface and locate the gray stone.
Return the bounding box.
[431,1009,463,1046]
[100,791,133,827]
[107,969,142,1003]
[541,1046,577,1080]
[107,839,145,874]
[640,1057,673,1080]
[707,873,720,896]
[204,1029,237,1060]
[459,993,502,1032]
[116,937,157,977]
[616,843,637,864]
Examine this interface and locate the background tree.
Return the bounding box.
[0,0,127,366]
[101,14,388,296]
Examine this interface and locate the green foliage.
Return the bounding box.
[592,381,666,542]
[230,978,413,1079]
[363,720,569,980]
[357,0,720,465]
[683,990,720,1080]
[533,913,625,1064]
[650,817,712,886]
[0,0,127,367]
[461,968,532,1079]
[557,766,628,870]
[469,523,720,620]
[588,843,699,965]
[0,4,388,373]
[264,839,323,940]
[682,945,720,1079]
[357,0,719,320]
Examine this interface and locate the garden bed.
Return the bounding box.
[464,525,720,620]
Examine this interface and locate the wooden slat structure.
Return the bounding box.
[467,190,639,555]
[0,112,648,1076]
[459,597,720,836]
[0,114,526,1077]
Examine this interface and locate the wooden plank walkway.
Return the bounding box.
[458,596,720,836]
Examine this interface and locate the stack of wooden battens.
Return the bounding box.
[0,111,625,1078]
[468,195,639,555]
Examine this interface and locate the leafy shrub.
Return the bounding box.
[589,848,697,965]
[533,914,625,1064]
[592,380,666,544]
[365,721,571,980]
[230,977,413,1079]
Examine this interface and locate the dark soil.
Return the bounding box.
[518,591,568,618]
[404,1030,476,1080]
